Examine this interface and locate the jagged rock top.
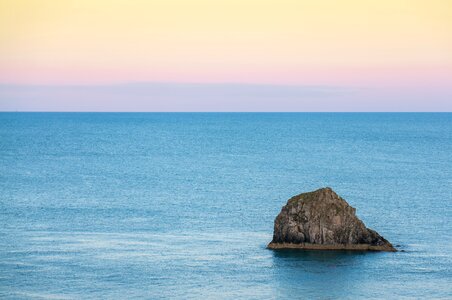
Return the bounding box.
[268,187,396,251]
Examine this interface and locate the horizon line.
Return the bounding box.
[1,111,451,113]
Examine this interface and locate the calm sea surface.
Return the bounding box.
[1,113,451,299]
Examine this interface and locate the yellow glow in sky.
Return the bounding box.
[0,0,451,85]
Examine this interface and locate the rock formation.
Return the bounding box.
[268,187,396,251]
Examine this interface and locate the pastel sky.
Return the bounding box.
[0,0,451,111]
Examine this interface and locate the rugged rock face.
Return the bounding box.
[268,187,396,251]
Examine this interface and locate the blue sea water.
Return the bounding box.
[0,113,451,299]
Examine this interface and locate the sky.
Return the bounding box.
[0,0,451,111]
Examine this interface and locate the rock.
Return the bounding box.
[268,187,396,251]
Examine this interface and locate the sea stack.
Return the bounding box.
[268,187,396,251]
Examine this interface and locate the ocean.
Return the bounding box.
[1,113,451,299]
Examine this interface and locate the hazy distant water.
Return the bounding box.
[1,113,451,299]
